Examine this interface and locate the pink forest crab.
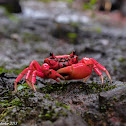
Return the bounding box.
[14,51,111,92]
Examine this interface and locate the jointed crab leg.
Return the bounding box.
[91,58,112,83]
[15,61,42,92]
[83,75,90,82]
[31,71,44,91]
[15,68,29,92]
[93,65,104,84]
[25,61,42,89]
[96,64,111,83]
[31,68,65,91]
[25,70,33,88]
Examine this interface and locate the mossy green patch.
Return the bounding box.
[67,32,77,44]
[0,66,9,74]
[41,82,68,94]
[67,33,77,39]
[80,80,116,94]
[83,0,97,10]
[38,102,68,122]
[0,88,69,124]
[22,32,42,42]
[0,65,29,75]
[118,57,126,62]
[0,106,14,121]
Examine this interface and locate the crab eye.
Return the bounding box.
[50,52,55,59]
[50,52,53,56]
[73,50,76,55]
[70,50,76,57]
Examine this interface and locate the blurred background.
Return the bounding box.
[0,0,126,82]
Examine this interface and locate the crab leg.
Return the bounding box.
[96,64,111,83]
[31,70,45,91]
[91,58,111,83]
[28,60,41,71]
[15,68,29,92]
[83,75,91,82]
[93,65,104,84]
[25,60,42,89]
[25,71,33,88]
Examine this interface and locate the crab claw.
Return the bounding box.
[41,63,65,82]
[57,63,92,80]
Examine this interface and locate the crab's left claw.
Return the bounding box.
[57,66,72,80]
[57,63,92,80]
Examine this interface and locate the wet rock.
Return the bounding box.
[99,85,126,124]
[52,113,87,126]
[99,85,126,106]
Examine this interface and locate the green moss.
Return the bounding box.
[34,48,49,53]
[0,84,70,123]
[113,65,117,71]
[113,97,118,102]
[70,22,80,27]
[83,0,97,10]
[0,66,9,74]
[67,33,77,39]
[118,57,126,62]
[22,32,42,42]
[94,27,102,33]
[37,0,51,3]
[81,80,116,94]
[41,82,67,93]
[8,14,20,23]
[38,101,69,122]
[67,32,77,44]
[0,65,29,75]
[0,100,10,107]
[0,106,14,121]
[10,98,23,106]
[17,83,34,91]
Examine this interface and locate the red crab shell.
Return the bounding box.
[44,51,78,70]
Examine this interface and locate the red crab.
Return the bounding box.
[14,51,78,92]
[14,51,111,92]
